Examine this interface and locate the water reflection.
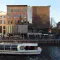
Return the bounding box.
[0,46,60,60]
[50,46,60,60]
[26,55,39,60]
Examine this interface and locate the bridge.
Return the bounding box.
[0,39,60,46]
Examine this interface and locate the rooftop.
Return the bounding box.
[7,5,27,7]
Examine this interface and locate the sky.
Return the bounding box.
[0,0,60,23]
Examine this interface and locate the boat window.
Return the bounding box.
[5,45,11,50]
[0,45,4,50]
[11,45,17,51]
[20,46,24,50]
[24,46,37,50]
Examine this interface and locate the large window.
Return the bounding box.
[11,45,17,51]
[24,46,37,50]
[0,45,4,50]
[0,20,2,24]
[5,45,11,50]
[0,44,17,51]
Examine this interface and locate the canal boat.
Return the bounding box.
[0,43,42,55]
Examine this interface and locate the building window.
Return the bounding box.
[17,9,20,12]
[21,14,26,18]
[3,30,5,34]
[22,9,27,12]
[14,20,18,24]
[8,20,12,24]
[14,14,20,18]
[11,45,17,50]
[14,15,17,18]
[5,45,10,50]
[3,16,6,18]
[8,16,10,18]
[7,15,12,18]
[7,8,11,12]
[21,14,24,18]
[3,20,6,24]
[3,26,6,29]
[13,9,20,12]
[0,16,2,18]
[0,26,2,33]
[0,20,2,24]
[11,9,13,12]
[7,8,13,12]
[14,9,17,12]
[0,45,4,50]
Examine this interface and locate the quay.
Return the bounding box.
[0,39,60,46]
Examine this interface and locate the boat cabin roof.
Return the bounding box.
[18,43,38,46]
[0,43,38,46]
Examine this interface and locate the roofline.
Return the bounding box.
[32,5,51,7]
[7,5,27,7]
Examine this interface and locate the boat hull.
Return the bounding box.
[0,50,41,55]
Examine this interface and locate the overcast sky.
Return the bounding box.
[0,0,60,23]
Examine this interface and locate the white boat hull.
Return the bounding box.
[0,43,42,55]
[0,50,41,55]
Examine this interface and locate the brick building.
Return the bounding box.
[31,6,50,33]
[6,5,50,34]
[32,6,50,24]
[6,5,28,34]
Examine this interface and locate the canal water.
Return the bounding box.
[0,46,60,60]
